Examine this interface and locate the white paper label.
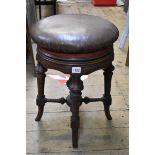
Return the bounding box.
[72,67,81,73]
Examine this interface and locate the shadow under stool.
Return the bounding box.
[30,14,119,148]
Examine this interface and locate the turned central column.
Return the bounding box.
[66,74,84,148]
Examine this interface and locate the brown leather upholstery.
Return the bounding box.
[30,14,119,53]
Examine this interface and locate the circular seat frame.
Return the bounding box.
[37,46,114,74]
[35,45,115,148]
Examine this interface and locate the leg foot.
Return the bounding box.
[103,96,112,120]
[72,128,79,148]
[105,111,112,120]
[71,115,80,148]
[35,105,44,121]
[103,64,114,120]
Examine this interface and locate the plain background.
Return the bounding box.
[0,0,155,154]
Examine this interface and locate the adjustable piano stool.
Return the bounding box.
[30,14,119,148]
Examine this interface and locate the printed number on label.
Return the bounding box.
[72,67,81,73]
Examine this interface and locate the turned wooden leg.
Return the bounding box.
[35,63,47,121]
[66,75,83,148]
[103,64,115,120]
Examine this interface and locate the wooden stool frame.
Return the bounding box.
[35,45,115,148]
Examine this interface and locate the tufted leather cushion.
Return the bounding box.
[30,14,119,53]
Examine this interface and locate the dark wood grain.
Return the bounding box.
[35,63,47,121]
[34,43,115,147]
[103,64,115,120]
[66,75,83,148]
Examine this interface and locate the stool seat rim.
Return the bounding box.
[37,46,113,61]
[36,46,114,75]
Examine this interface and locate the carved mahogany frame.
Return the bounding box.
[35,46,115,148]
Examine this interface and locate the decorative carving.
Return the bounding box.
[82,96,103,104]
[66,75,83,148]
[36,97,66,105]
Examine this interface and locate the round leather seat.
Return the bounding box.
[30,14,119,54]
